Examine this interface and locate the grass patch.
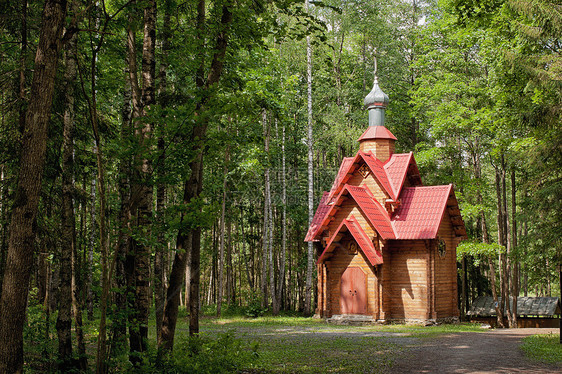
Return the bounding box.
[373,322,485,338]
[521,333,562,364]
[252,335,397,373]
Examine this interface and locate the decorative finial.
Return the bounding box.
[373,48,378,79]
[363,49,389,127]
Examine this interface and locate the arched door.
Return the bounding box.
[340,267,367,314]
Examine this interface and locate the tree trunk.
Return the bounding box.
[510,168,518,327]
[241,207,253,291]
[127,0,157,363]
[87,176,95,320]
[217,149,229,317]
[500,156,512,327]
[154,0,171,344]
[267,133,276,314]
[111,62,133,356]
[489,169,506,328]
[276,122,287,312]
[160,0,232,348]
[495,161,509,327]
[304,0,314,317]
[0,0,67,371]
[461,254,467,319]
[81,8,113,371]
[227,213,234,305]
[57,25,78,370]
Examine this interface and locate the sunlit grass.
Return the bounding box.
[521,333,562,364]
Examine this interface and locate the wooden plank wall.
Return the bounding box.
[327,201,377,241]
[359,139,395,162]
[347,172,389,207]
[324,242,378,317]
[387,240,429,320]
[436,210,460,318]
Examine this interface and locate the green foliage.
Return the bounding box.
[457,241,506,263]
[167,332,258,374]
[521,334,562,364]
[23,304,57,371]
[244,291,268,318]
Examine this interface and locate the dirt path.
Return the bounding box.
[392,328,561,374]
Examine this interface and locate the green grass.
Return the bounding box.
[521,333,562,364]
[250,335,398,373]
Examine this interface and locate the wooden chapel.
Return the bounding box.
[305,71,467,324]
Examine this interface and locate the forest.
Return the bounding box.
[0,0,560,372]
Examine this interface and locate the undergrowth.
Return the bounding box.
[521,333,562,364]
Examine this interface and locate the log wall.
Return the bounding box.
[327,200,376,240]
[347,172,389,207]
[359,139,395,162]
[387,240,429,320]
[436,210,460,318]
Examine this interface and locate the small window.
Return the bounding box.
[348,241,358,254]
[438,239,446,258]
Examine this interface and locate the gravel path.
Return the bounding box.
[392,328,562,374]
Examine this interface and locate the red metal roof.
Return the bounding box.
[304,192,331,242]
[384,152,413,198]
[328,152,394,201]
[392,185,453,239]
[357,126,397,142]
[307,184,395,242]
[305,149,465,243]
[361,152,395,200]
[327,157,354,200]
[317,215,383,266]
[346,216,383,265]
[344,185,395,240]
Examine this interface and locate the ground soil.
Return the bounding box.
[392,328,562,374]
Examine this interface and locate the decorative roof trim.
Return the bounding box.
[317,215,383,266]
[357,126,397,142]
[304,192,331,242]
[328,151,394,201]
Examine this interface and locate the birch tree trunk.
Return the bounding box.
[261,110,269,307]
[268,161,276,314]
[0,0,67,371]
[304,0,314,316]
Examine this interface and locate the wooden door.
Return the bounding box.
[340,267,367,314]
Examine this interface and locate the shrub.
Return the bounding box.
[168,331,258,373]
[244,292,267,318]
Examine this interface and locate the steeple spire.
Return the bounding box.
[363,52,389,127]
[358,51,396,161]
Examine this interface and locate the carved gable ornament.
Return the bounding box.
[358,163,370,178]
